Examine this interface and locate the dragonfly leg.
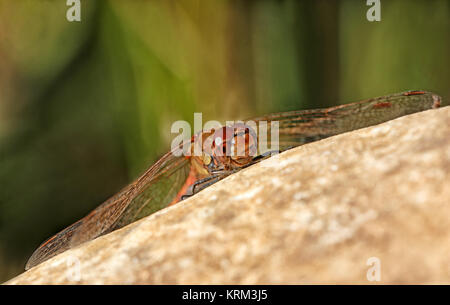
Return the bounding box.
[244,149,282,168]
[193,175,223,193]
[181,174,225,201]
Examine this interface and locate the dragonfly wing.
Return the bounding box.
[26,145,191,269]
[70,150,191,245]
[252,91,441,152]
[111,154,191,229]
[25,218,83,270]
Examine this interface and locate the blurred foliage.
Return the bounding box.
[0,0,449,282]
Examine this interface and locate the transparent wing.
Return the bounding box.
[26,142,192,269]
[111,155,191,229]
[250,91,441,152]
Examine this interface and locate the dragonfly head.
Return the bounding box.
[194,123,258,173]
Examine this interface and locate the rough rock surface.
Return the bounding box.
[6,107,450,284]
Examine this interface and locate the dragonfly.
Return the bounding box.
[25,90,442,270]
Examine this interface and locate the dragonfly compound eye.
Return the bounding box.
[230,124,257,157]
[225,123,258,168]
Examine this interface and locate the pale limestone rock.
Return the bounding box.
[5,106,450,284]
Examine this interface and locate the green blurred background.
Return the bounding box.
[0,0,449,281]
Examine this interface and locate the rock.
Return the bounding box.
[5,106,450,284]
